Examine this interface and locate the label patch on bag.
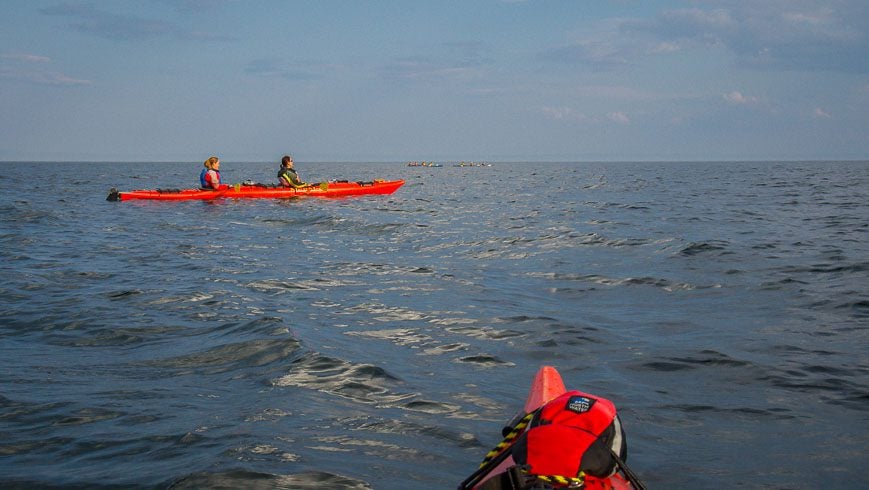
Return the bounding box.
[566,395,595,414]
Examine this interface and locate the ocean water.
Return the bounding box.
[1,161,867,489]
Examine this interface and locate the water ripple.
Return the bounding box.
[169,470,372,489]
[271,354,414,406]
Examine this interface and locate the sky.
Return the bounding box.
[1,0,868,162]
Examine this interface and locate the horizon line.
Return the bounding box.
[1,159,867,164]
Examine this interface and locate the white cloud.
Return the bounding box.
[39,3,235,42]
[608,111,631,124]
[0,68,91,85]
[1,53,51,63]
[0,52,91,86]
[661,8,737,31]
[541,106,591,123]
[0,67,91,86]
[649,42,680,54]
[539,106,632,124]
[782,9,832,27]
[629,2,869,73]
[723,90,759,104]
[541,40,628,69]
[574,85,662,102]
[813,107,831,119]
[382,55,486,83]
[542,106,572,120]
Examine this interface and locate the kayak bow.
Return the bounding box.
[460,366,641,490]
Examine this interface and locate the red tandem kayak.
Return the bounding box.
[459,366,644,490]
[107,179,404,201]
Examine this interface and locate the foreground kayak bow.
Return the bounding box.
[459,366,645,490]
[107,179,404,201]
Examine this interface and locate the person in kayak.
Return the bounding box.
[278,155,309,188]
[200,156,226,190]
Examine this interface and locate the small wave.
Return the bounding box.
[346,327,434,347]
[107,289,143,300]
[403,399,462,414]
[342,221,407,236]
[638,360,695,372]
[54,326,168,347]
[0,396,75,429]
[150,337,303,375]
[542,323,605,344]
[52,407,125,427]
[601,201,651,210]
[495,315,558,323]
[344,302,428,322]
[678,241,730,256]
[246,279,326,292]
[0,436,76,458]
[143,291,229,310]
[308,433,436,465]
[224,441,301,464]
[635,350,755,373]
[555,232,648,248]
[759,277,810,290]
[325,262,433,277]
[836,299,869,318]
[244,407,293,423]
[261,214,337,227]
[168,470,372,489]
[528,271,716,291]
[751,242,779,250]
[0,206,60,225]
[789,261,869,274]
[761,372,869,411]
[663,404,797,420]
[350,416,481,447]
[271,353,415,406]
[421,342,470,355]
[583,182,607,189]
[428,317,479,326]
[209,316,293,337]
[444,325,526,341]
[456,354,514,367]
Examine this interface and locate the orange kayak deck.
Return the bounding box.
[523,365,567,413]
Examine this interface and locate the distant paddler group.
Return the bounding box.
[406,161,492,167]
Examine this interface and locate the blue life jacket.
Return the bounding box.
[200,168,221,189]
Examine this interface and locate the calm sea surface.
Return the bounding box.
[1,161,867,489]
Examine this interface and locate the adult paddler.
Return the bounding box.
[277,155,310,188]
[200,156,227,189]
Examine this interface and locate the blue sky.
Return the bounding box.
[1,0,867,162]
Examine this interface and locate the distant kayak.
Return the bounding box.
[459,366,644,490]
[107,179,404,201]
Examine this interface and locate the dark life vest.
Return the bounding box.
[512,390,627,479]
